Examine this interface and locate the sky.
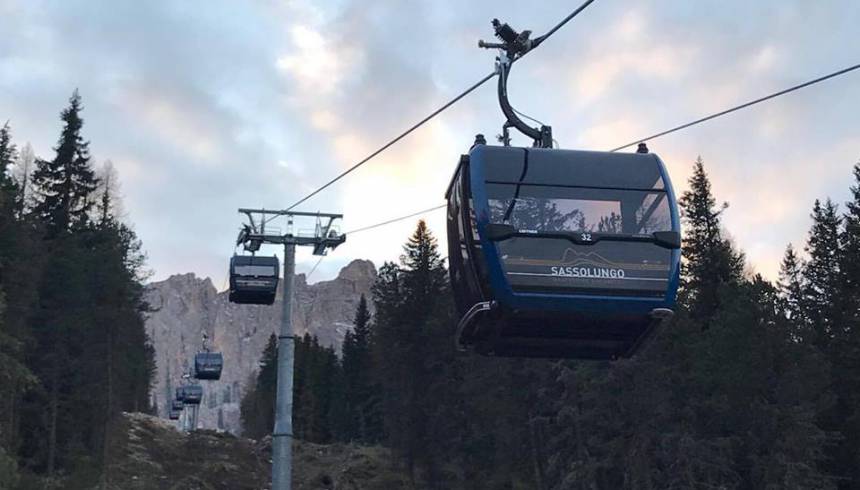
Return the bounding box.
[0,0,858,287]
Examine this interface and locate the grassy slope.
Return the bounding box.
[106,413,417,490]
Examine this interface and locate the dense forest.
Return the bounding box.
[242,157,860,489]
[0,92,155,489]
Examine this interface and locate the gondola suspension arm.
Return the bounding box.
[480,19,554,148]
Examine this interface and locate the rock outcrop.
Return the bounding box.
[145,260,376,434]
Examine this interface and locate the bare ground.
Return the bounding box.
[105,413,416,490]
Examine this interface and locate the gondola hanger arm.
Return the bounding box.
[479,19,553,148]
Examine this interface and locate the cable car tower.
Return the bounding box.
[231,208,345,490]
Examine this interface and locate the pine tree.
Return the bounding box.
[840,162,860,329]
[93,160,125,226]
[779,243,807,339]
[293,334,313,441]
[12,143,35,213]
[371,262,402,333]
[0,121,18,205]
[0,289,35,456]
[372,221,452,482]
[803,198,842,348]
[18,92,107,478]
[76,211,154,487]
[826,162,860,487]
[241,334,278,439]
[0,139,40,469]
[292,333,340,443]
[238,374,261,438]
[21,233,90,475]
[0,122,30,447]
[341,295,381,443]
[31,90,98,233]
[400,220,447,303]
[368,261,400,449]
[677,157,745,320]
[9,150,152,483]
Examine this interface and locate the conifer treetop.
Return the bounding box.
[31,90,99,232]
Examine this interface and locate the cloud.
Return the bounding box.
[0,0,857,286]
[117,83,224,162]
[277,25,359,96]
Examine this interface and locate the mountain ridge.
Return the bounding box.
[145,259,377,434]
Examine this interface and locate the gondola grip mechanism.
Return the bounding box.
[479,19,552,149]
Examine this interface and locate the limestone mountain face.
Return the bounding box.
[145,259,376,434]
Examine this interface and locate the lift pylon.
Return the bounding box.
[233,208,345,490]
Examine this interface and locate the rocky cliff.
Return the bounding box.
[145,260,376,434]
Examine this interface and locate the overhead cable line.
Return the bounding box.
[341,61,860,237]
[284,73,495,212]
[530,0,596,51]
[344,204,447,235]
[306,256,325,280]
[610,62,860,152]
[284,0,598,212]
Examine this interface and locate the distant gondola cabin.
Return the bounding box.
[229,255,280,305]
[182,385,203,405]
[194,352,224,380]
